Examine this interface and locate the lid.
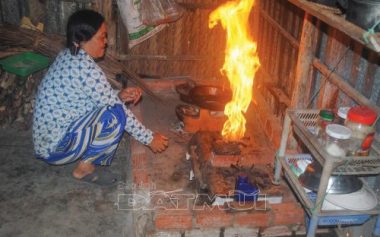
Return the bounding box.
[319,109,334,121]
[347,106,377,125]
[326,124,352,139]
[337,107,350,120]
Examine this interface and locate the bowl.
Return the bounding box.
[298,161,363,194]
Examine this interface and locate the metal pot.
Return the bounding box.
[298,161,363,194]
[189,86,232,111]
[175,104,200,121]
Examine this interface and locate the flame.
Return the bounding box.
[209,0,260,141]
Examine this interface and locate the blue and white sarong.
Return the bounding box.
[41,104,126,166]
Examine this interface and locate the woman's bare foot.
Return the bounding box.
[72,161,95,179]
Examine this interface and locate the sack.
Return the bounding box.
[117,0,167,48]
[140,0,183,26]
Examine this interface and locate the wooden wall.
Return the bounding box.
[1,0,379,128]
[253,0,379,128]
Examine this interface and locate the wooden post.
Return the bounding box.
[291,13,316,108]
[94,0,117,54]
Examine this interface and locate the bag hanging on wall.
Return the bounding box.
[140,0,184,26]
[117,0,167,48]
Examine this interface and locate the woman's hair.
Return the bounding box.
[66,9,105,55]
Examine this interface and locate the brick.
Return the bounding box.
[211,153,240,167]
[271,202,305,225]
[133,168,151,188]
[132,153,149,169]
[195,209,233,228]
[130,139,147,155]
[185,229,220,237]
[149,231,182,237]
[155,210,193,230]
[224,227,259,237]
[234,211,271,227]
[261,225,292,237]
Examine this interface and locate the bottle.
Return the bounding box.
[325,124,352,157]
[234,173,259,202]
[345,106,377,156]
[335,107,350,125]
[316,109,334,143]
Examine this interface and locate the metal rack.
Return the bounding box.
[274,109,380,237]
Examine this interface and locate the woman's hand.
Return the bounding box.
[148,133,169,153]
[118,87,143,105]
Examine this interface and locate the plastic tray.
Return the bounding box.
[0,52,49,77]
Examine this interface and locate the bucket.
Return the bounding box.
[346,0,380,32]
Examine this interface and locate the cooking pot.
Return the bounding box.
[176,82,232,111]
[298,161,363,194]
[189,86,232,111]
[175,104,199,121]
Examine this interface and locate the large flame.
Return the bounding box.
[209,0,260,141]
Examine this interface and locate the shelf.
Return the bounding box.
[275,108,380,236]
[287,0,380,53]
[280,155,380,217]
[289,109,380,175]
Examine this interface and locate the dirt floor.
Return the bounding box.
[0,128,133,237]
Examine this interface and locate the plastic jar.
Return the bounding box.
[345,106,378,156]
[316,109,334,142]
[325,124,352,157]
[335,107,350,125]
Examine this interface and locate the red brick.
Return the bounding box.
[132,153,149,169]
[271,202,305,225]
[133,168,151,188]
[234,211,271,227]
[155,210,193,230]
[211,153,240,167]
[195,208,233,228]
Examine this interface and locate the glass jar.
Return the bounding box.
[345,106,377,156]
[316,109,334,143]
[335,107,350,125]
[325,124,352,157]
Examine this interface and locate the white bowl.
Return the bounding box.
[325,184,378,211]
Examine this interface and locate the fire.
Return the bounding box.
[209,0,260,141]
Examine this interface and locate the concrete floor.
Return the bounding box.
[0,128,133,237]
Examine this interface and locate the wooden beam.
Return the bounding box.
[313,58,380,115]
[291,13,317,108]
[287,0,379,53]
[260,8,299,49]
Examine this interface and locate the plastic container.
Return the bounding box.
[316,109,334,143]
[234,173,259,202]
[0,52,49,77]
[335,107,350,125]
[345,106,377,156]
[325,124,352,157]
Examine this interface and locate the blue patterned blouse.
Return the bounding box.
[33,49,153,158]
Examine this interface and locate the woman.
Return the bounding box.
[33,10,168,185]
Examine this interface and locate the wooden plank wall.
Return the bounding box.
[255,0,379,121]
[123,0,228,81]
[253,0,304,118]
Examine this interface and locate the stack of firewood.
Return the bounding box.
[0,68,43,129]
[0,24,162,130]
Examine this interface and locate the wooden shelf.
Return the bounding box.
[288,0,379,53]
